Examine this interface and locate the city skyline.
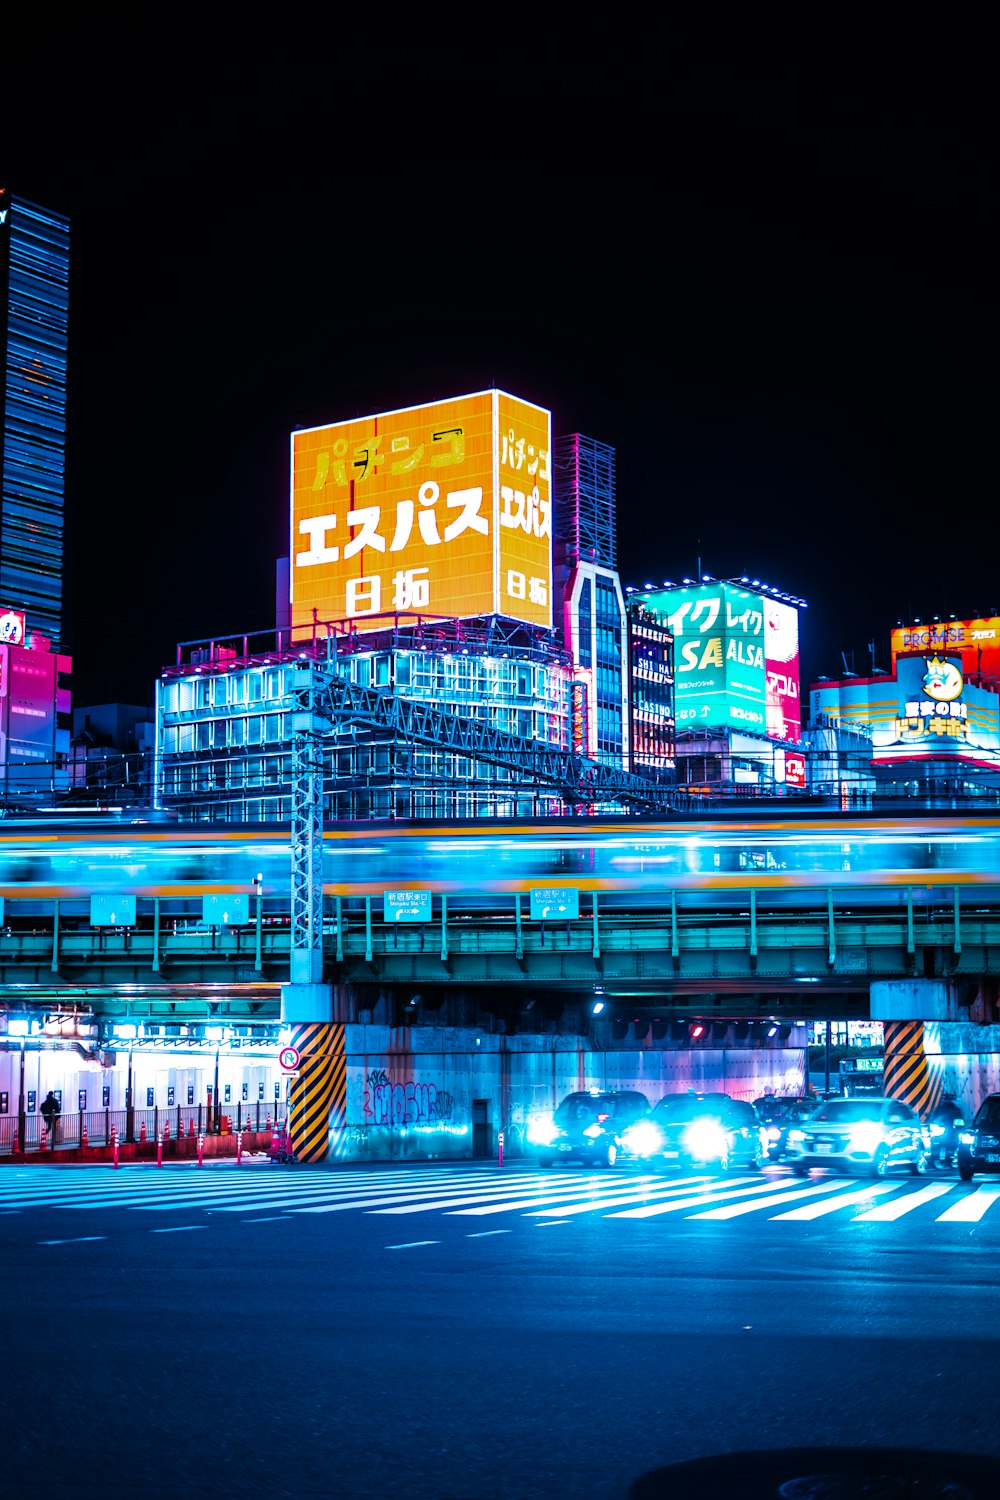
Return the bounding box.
[5,56,995,712]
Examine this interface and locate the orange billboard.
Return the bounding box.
[291,390,552,636]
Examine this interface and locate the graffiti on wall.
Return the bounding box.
[363,1068,455,1127]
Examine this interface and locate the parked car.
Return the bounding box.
[755,1097,820,1161]
[619,1092,767,1172]
[957,1095,1000,1182]
[785,1096,929,1178]
[527,1089,650,1167]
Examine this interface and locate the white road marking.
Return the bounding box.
[385,1240,439,1249]
[687,1179,849,1219]
[603,1176,800,1219]
[150,1225,206,1233]
[770,1182,899,1219]
[38,1236,106,1245]
[936,1184,1000,1222]
[466,1230,511,1238]
[852,1182,955,1221]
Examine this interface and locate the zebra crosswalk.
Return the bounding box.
[3,1161,1000,1232]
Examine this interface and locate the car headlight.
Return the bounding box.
[582,1123,603,1139]
[787,1129,806,1143]
[959,1131,976,1146]
[621,1121,663,1157]
[929,1124,946,1137]
[682,1121,729,1158]
[767,1126,781,1141]
[527,1114,558,1147]
[848,1122,885,1153]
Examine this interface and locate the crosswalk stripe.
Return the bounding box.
[687,1179,849,1219]
[605,1175,806,1219]
[4,1164,1000,1228]
[377,1175,670,1216]
[769,1183,899,1220]
[852,1182,955,1221]
[284,1175,607,1216]
[516,1176,736,1219]
[935,1185,1000,1222]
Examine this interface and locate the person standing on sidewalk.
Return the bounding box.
[40,1091,60,1144]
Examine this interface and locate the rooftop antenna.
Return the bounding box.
[841,649,856,677]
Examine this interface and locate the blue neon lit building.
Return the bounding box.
[0,188,71,647]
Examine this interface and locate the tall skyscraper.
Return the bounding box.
[0,187,71,647]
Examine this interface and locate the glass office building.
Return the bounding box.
[0,190,71,647]
[156,622,575,822]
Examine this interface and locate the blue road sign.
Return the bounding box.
[90,894,137,926]
[529,887,580,920]
[202,893,250,925]
[384,890,432,922]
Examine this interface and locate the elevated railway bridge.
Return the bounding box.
[2,812,999,1159]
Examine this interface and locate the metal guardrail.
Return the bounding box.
[0,1102,278,1156]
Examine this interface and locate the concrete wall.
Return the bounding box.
[336,1025,807,1160]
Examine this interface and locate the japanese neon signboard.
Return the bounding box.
[891,617,1000,685]
[290,391,552,635]
[764,599,801,742]
[652,583,768,734]
[872,654,1000,762]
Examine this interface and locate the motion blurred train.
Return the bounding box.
[1,812,999,917]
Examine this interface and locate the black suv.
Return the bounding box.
[957,1095,1000,1182]
[528,1090,650,1168]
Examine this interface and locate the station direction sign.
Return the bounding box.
[384,890,432,923]
[90,894,136,926]
[202,893,250,925]
[529,887,580,920]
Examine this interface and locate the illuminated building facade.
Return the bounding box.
[625,576,803,793]
[627,602,675,770]
[157,620,575,821]
[0,190,71,647]
[554,434,629,767]
[156,397,662,822]
[0,632,73,806]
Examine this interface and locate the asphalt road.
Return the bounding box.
[2,1158,999,1500]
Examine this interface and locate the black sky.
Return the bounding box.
[5,33,997,709]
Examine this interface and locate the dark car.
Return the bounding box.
[957,1095,1000,1182]
[755,1097,820,1161]
[527,1089,650,1167]
[619,1092,767,1172]
[784,1096,929,1178]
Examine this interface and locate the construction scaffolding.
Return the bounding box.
[553,433,617,569]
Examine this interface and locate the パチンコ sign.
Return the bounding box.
[291,390,552,635]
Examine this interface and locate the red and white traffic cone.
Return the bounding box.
[139,1120,147,1144]
[40,1123,48,1153]
[188,1118,195,1139]
[162,1118,170,1143]
[81,1118,88,1149]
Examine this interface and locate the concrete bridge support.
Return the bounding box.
[281,983,345,1162]
[872,979,999,1118]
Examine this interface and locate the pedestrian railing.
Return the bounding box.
[0,1100,278,1155]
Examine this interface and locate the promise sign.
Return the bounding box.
[291,391,552,635]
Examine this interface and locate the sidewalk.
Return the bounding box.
[0,1128,273,1165]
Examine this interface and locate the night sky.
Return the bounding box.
[6,39,997,711]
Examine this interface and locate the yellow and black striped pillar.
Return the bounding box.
[882,1020,935,1115]
[287,1022,346,1163]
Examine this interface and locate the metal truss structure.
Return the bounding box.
[288,662,677,974]
[553,433,617,569]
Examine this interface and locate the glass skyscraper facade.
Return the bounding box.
[0,190,71,646]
